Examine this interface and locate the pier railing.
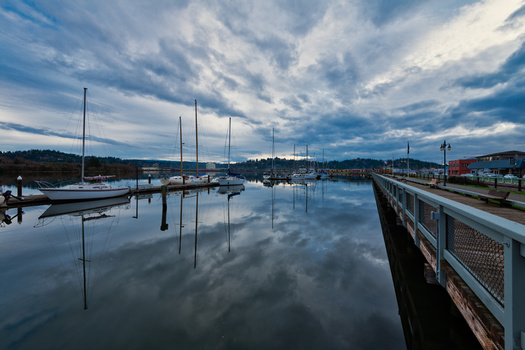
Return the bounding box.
[373,174,525,350]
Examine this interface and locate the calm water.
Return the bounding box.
[0,179,405,349]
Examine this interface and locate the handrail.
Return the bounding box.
[372,174,525,350]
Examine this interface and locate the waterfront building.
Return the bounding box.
[449,157,477,175]
[468,150,525,176]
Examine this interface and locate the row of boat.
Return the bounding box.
[35,90,244,202]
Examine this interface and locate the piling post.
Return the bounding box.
[17,176,22,197]
[136,166,139,190]
[148,174,151,184]
[160,185,168,231]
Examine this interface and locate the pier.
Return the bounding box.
[1,183,217,208]
[373,174,525,350]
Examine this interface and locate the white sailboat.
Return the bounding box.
[161,116,188,185]
[37,88,130,201]
[161,100,210,186]
[217,117,245,186]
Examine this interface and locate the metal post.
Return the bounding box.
[519,179,522,192]
[400,188,406,228]
[503,238,525,349]
[494,178,498,189]
[148,174,151,184]
[413,194,420,248]
[440,140,451,187]
[431,208,447,287]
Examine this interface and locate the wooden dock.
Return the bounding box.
[374,174,525,350]
[2,183,218,208]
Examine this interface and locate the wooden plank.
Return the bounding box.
[441,261,505,350]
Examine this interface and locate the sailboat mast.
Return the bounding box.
[81,87,87,184]
[306,145,308,169]
[194,100,199,177]
[228,117,231,171]
[272,128,274,172]
[179,116,183,177]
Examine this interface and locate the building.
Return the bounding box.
[468,150,525,176]
[206,162,216,169]
[449,157,477,176]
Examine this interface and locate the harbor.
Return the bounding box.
[2,173,524,349]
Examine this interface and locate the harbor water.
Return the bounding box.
[1,179,405,349]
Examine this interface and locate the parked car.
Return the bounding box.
[487,173,503,178]
[503,174,518,179]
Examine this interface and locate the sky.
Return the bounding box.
[1,0,525,164]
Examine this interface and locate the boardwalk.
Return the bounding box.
[394,176,525,225]
[373,174,525,350]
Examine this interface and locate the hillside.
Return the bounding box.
[0,149,441,174]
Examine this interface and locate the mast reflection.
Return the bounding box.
[37,197,130,310]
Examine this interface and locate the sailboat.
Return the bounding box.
[291,145,319,181]
[217,117,245,186]
[37,88,131,201]
[161,116,187,185]
[263,128,290,181]
[161,100,210,186]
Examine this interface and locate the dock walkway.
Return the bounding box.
[393,176,525,225]
[375,174,525,350]
[2,183,217,208]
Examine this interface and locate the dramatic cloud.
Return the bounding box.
[1,0,524,163]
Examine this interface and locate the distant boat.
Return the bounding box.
[217,117,245,186]
[37,88,130,201]
[263,128,291,181]
[161,100,211,186]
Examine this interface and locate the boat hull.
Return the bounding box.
[39,186,130,201]
[161,175,211,186]
[216,177,245,186]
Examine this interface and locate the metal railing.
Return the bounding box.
[373,174,525,350]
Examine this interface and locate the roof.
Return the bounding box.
[477,150,525,158]
[469,160,513,169]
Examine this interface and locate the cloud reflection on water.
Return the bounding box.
[0,180,404,349]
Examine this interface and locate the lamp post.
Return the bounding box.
[440,140,451,186]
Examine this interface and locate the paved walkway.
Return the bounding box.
[390,176,525,226]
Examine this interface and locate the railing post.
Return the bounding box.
[503,239,525,350]
[400,188,406,228]
[431,207,447,287]
[413,194,420,248]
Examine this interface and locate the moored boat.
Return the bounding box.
[37,88,130,201]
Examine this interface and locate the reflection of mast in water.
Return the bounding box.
[272,185,275,229]
[179,194,183,254]
[80,215,89,309]
[38,197,129,310]
[226,189,242,251]
[218,185,244,252]
[194,192,198,269]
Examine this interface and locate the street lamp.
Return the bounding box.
[440,140,451,186]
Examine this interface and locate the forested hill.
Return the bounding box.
[0,150,440,173]
[233,157,440,171]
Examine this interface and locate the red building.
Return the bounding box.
[448,157,476,175]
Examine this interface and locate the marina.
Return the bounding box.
[3,173,522,348]
[1,178,410,349]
